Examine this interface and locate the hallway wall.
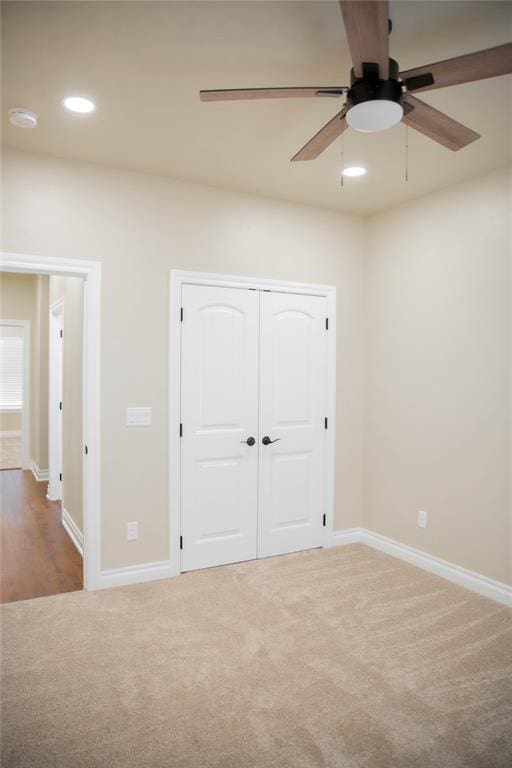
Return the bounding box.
[32,275,50,470]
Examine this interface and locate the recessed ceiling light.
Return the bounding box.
[63,96,95,114]
[342,166,367,178]
[8,108,38,128]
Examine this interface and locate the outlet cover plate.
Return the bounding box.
[418,510,427,529]
[127,521,139,541]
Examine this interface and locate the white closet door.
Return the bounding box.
[258,291,328,558]
[180,285,259,571]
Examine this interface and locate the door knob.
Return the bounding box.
[262,436,281,445]
[241,436,255,446]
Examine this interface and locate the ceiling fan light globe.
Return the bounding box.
[346,100,404,133]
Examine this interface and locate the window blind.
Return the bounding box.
[0,336,24,410]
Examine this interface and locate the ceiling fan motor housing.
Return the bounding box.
[345,58,405,132]
[346,58,403,111]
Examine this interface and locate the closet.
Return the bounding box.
[179,283,329,572]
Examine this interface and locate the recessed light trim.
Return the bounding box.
[63,96,95,114]
[342,166,367,178]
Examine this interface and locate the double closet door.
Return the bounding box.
[180,283,329,572]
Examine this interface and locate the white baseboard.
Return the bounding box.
[331,528,512,608]
[47,482,60,501]
[62,507,84,557]
[98,560,178,590]
[30,460,49,483]
[80,527,511,606]
[329,527,364,546]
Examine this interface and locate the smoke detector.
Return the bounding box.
[9,108,38,128]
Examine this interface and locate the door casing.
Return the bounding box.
[48,298,64,502]
[169,270,336,575]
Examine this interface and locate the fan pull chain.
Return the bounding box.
[404,113,409,182]
[340,127,344,188]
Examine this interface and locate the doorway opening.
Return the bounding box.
[1,274,84,601]
[0,253,101,599]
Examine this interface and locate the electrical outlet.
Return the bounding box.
[127,521,139,541]
[417,510,427,529]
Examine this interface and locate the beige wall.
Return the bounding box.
[0,411,21,432]
[1,149,366,571]
[0,271,49,468]
[3,150,508,585]
[365,167,511,585]
[49,276,84,533]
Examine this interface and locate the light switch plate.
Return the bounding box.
[126,407,152,426]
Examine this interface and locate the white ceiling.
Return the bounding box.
[2,1,511,215]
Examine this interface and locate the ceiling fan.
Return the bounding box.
[199,1,512,161]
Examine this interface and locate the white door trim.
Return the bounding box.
[169,269,336,575]
[1,251,102,591]
[48,298,64,501]
[0,319,30,470]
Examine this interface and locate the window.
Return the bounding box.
[0,328,24,411]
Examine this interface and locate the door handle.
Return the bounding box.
[240,436,256,446]
[262,436,281,445]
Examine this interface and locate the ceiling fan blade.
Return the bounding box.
[401,42,512,93]
[404,95,480,151]
[339,1,389,80]
[291,110,348,162]
[200,87,345,102]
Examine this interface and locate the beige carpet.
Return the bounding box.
[1,544,511,768]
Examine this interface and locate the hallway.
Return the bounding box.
[0,470,82,603]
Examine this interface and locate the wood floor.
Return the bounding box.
[0,469,83,603]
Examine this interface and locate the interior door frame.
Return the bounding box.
[0,319,30,470]
[48,298,64,502]
[169,270,336,575]
[1,251,102,591]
